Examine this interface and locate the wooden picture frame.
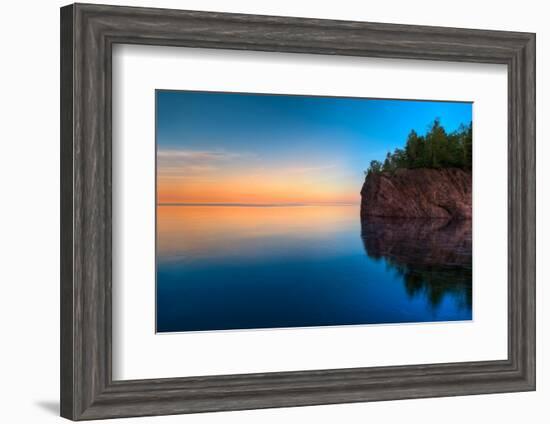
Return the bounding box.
[60,3,535,420]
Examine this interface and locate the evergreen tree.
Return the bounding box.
[405,130,421,167]
[366,119,472,174]
[366,160,382,175]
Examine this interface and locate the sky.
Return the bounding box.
[156,90,472,205]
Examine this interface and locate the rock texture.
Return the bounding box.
[360,168,472,220]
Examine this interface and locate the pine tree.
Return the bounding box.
[366,119,472,174]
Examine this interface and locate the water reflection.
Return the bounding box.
[157,205,357,262]
[156,205,472,332]
[360,217,472,310]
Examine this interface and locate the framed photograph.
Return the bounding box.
[155,90,474,333]
[60,3,535,420]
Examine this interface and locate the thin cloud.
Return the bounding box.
[157,149,253,162]
[283,164,338,174]
[157,148,255,177]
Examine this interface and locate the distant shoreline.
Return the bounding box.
[157,202,358,207]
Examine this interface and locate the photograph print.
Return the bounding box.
[156,90,473,333]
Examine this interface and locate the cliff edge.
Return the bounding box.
[360,168,472,220]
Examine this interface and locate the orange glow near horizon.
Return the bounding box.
[157,162,361,205]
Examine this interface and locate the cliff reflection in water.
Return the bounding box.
[360,217,472,311]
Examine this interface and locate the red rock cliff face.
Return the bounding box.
[360,168,472,220]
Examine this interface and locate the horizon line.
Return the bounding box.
[157,202,359,207]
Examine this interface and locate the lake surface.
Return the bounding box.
[156,205,472,333]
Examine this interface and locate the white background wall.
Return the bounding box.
[0,0,546,422]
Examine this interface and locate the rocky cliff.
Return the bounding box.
[360,168,472,220]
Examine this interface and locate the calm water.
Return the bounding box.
[156,205,472,332]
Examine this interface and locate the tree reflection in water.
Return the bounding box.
[360,217,472,311]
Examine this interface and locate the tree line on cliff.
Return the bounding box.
[366,119,472,175]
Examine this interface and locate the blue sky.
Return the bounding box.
[156,90,472,204]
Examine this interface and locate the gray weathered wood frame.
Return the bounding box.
[60,3,536,420]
